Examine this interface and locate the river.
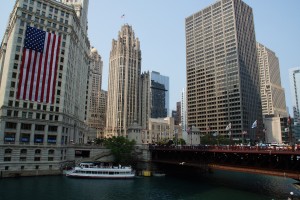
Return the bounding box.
[0,170,299,200]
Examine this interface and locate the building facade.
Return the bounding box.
[185,0,262,141]
[140,71,169,130]
[257,43,287,117]
[150,71,169,118]
[98,90,107,138]
[181,88,188,142]
[143,117,175,144]
[290,67,300,124]
[0,0,90,173]
[105,24,141,137]
[85,48,103,142]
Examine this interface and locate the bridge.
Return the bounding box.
[150,145,300,180]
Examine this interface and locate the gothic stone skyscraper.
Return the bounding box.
[106,24,141,137]
[185,0,262,140]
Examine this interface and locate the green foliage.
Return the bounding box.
[93,138,105,145]
[177,138,186,145]
[200,134,231,145]
[103,136,136,165]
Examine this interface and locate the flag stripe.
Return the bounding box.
[17,27,61,104]
[31,53,41,101]
[41,33,52,102]
[22,50,32,100]
[46,34,56,102]
[51,36,61,104]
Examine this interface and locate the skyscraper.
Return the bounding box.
[290,67,300,123]
[185,0,262,140]
[85,48,103,142]
[256,42,287,117]
[105,24,141,137]
[140,71,169,129]
[0,0,90,172]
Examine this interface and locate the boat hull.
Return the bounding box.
[66,173,135,179]
[65,163,135,179]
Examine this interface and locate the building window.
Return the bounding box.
[4,157,11,161]
[48,157,54,161]
[34,157,41,161]
[5,122,17,129]
[21,166,25,170]
[20,149,27,154]
[48,126,58,132]
[48,135,57,144]
[5,166,9,170]
[4,133,15,143]
[35,149,41,154]
[8,100,13,106]
[7,110,12,116]
[21,123,31,130]
[34,135,43,143]
[14,110,18,117]
[20,157,26,161]
[35,124,45,131]
[5,149,12,154]
[20,134,30,142]
[48,149,55,155]
[22,112,27,118]
[35,165,39,169]
[28,112,33,119]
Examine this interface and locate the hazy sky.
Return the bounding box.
[1,0,299,113]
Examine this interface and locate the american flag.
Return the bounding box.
[17,26,61,104]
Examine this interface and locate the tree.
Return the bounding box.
[93,138,105,145]
[103,136,136,165]
[201,134,230,145]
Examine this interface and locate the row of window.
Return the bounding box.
[4,148,55,154]
[7,110,60,121]
[4,156,54,162]
[5,122,58,131]
[3,165,52,171]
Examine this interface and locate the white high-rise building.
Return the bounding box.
[0,0,90,173]
[290,67,300,123]
[257,42,287,117]
[185,0,263,141]
[105,24,141,137]
[181,88,188,142]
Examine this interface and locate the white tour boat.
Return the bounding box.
[66,162,135,179]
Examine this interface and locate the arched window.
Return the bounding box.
[5,149,12,154]
[35,149,41,154]
[20,149,27,154]
[48,149,55,155]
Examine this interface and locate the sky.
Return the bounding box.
[1,0,300,114]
